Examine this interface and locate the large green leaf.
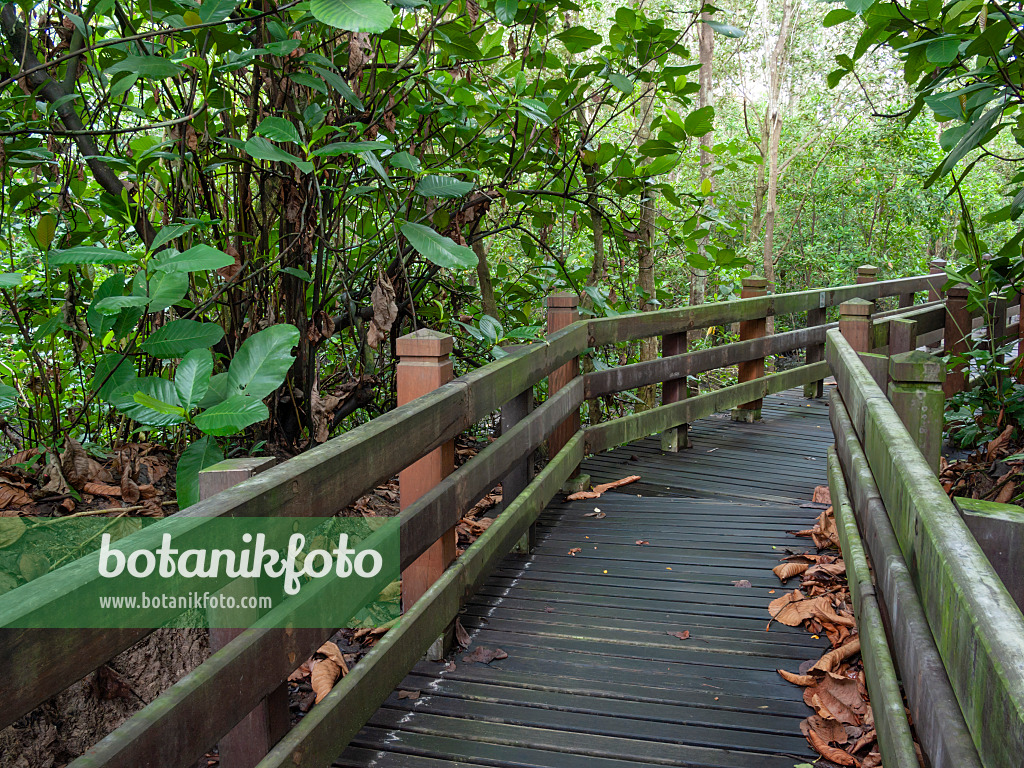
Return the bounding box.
[0,383,17,411]
[150,223,196,252]
[257,116,301,144]
[608,72,634,94]
[105,55,183,79]
[310,0,394,33]
[704,19,745,37]
[198,372,231,409]
[0,273,23,287]
[926,37,960,65]
[146,270,189,311]
[91,353,135,401]
[227,324,300,400]
[194,394,269,436]
[930,104,1004,183]
[495,0,518,24]
[414,175,475,198]
[175,349,214,410]
[684,106,715,137]
[48,246,136,265]
[400,222,477,270]
[92,295,151,315]
[556,26,602,53]
[244,137,313,173]
[156,244,236,273]
[111,377,185,426]
[175,436,224,508]
[140,320,225,359]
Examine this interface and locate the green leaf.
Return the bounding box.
[279,267,312,281]
[106,55,183,79]
[227,324,300,400]
[198,0,241,24]
[388,151,421,172]
[141,320,225,359]
[194,394,269,436]
[35,215,56,250]
[133,390,186,417]
[111,377,185,426]
[175,437,224,509]
[175,348,214,410]
[926,37,960,65]
[0,273,24,287]
[684,106,715,137]
[844,0,874,13]
[827,68,850,89]
[156,244,236,273]
[198,372,231,409]
[310,0,394,32]
[415,175,475,198]
[608,72,634,94]
[0,383,17,411]
[704,19,745,38]
[244,137,313,174]
[823,8,856,26]
[555,26,602,53]
[257,116,301,144]
[48,246,136,265]
[91,353,135,401]
[146,270,189,311]
[931,104,1004,182]
[87,273,128,336]
[495,0,518,24]
[400,222,477,270]
[150,223,195,252]
[92,295,151,315]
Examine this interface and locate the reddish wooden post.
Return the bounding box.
[661,331,690,451]
[398,330,456,612]
[547,293,581,479]
[928,259,947,303]
[943,284,971,398]
[200,457,289,768]
[839,298,874,354]
[732,276,767,423]
[1018,291,1024,383]
[803,306,826,399]
[856,264,878,285]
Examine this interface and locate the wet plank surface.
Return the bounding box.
[335,388,833,767]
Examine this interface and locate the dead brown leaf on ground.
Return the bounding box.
[463,646,507,664]
[398,689,420,700]
[566,475,640,501]
[812,485,832,505]
[311,658,342,704]
[667,630,690,641]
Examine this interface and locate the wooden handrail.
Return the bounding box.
[2,269,948,768]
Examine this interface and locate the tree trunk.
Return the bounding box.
[690,12,714,344]
[472,235,498,318]
[636,81,658,410]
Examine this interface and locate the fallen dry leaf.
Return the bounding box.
[455,618,471,648]
[773,561,810,582]
[801,714,849,745]
[732,579,752,588]
[987,424,1015,463]
[583,510,606,519]
[463,646,508,664]
[567,547,581,556]
[316,641,350,674]
[812,485,832,505]
[397,689,420,700]
[778,668,820,686]
[0,482,31,509]
[311,658,342,704]
[288,659,313,682]
[567,475,641,501]
[812,637,861,673]
[667,630,690,641]
[807,727,860,766]
[635,540,649,546]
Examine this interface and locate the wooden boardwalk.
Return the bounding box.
[336,389,834,768]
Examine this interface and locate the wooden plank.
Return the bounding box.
[255,434,586,768]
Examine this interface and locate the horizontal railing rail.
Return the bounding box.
[828,329,1024,768]
[1,268,954,768]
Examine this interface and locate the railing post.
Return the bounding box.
[660,331,691,451]
[943,283,970,399]
[856,264,878,285]
[928,258,947,303]
[200,457,289,768]
[731,276,767,423]
[803,306,825,399]
[889,316,918,357]
[547,293,583,487]
[1018,290,1024,383]
[500,387,535,550]
[888,351,946,472]
[397,329,456,613]
[839,298,874,354]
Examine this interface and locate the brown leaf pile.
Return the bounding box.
[941,426,1024,504]
[456,489,501,553]
[770,486,887,768]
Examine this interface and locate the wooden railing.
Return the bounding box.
[827,327,1024,768]
[1,269,948,768]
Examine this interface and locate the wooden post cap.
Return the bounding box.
[546,292,579,309]
[741,276,768,290]
[840,298,874,317]
[889,351,945,385]
[396,329,454,358]
[946,283,970,299]
[857,264,878,277]
[929,259,947,270]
